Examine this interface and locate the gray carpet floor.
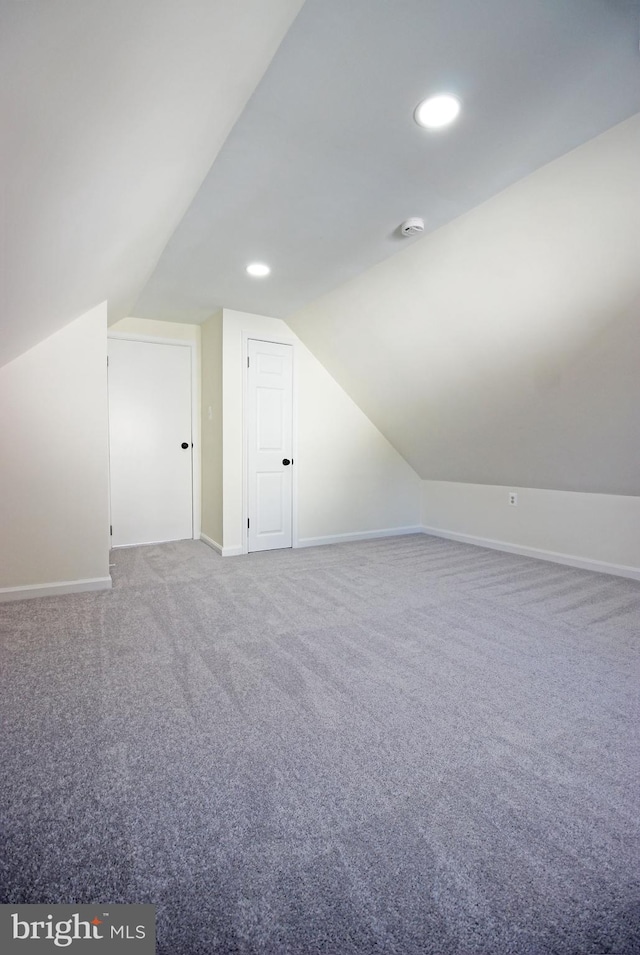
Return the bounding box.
[1,535,639,954]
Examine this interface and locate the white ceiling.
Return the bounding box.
[2,0,639,423]
[134,0,640,324]
[0,0,304,366]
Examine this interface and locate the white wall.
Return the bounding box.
[222,309,420,554]
[0,302,111,598]
[200,311,223,548]
[422,480,640,579]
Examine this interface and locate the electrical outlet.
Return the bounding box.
[508,492,518,506]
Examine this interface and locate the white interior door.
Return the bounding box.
[247,339,293,552]
[108,338,193,547]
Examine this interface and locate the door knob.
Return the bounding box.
[282,458,291,466]
[181,442,189,449]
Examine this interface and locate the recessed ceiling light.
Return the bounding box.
[246,262,270,277]
[414,94,461,129]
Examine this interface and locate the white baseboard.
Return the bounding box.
[200,534,243,557]
[0,576,113,603]
[420,526,640,581]
[112,533,201,550]
[200,533,223,554]
[297,526,423,549]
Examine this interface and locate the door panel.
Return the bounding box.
[256,472,286,534]
[248,340,293,552]
[257,388,284,449]
[108,338,193,547]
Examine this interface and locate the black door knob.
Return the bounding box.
[181,442,189,449]
[282,458,291,466]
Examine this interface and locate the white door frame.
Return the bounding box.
[242,332,298,555]
[107,331,201,543]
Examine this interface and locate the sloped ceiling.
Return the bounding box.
[287,116,640,494]
[0,0,304,366]
[135,0,640,322]
[3,1,639,496]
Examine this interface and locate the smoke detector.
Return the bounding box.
[400,217,424,237]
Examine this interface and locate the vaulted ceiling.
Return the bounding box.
[135,0,640,325]
[0,0,304,366]
[287,115,640,494]
[2,1,639,492]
